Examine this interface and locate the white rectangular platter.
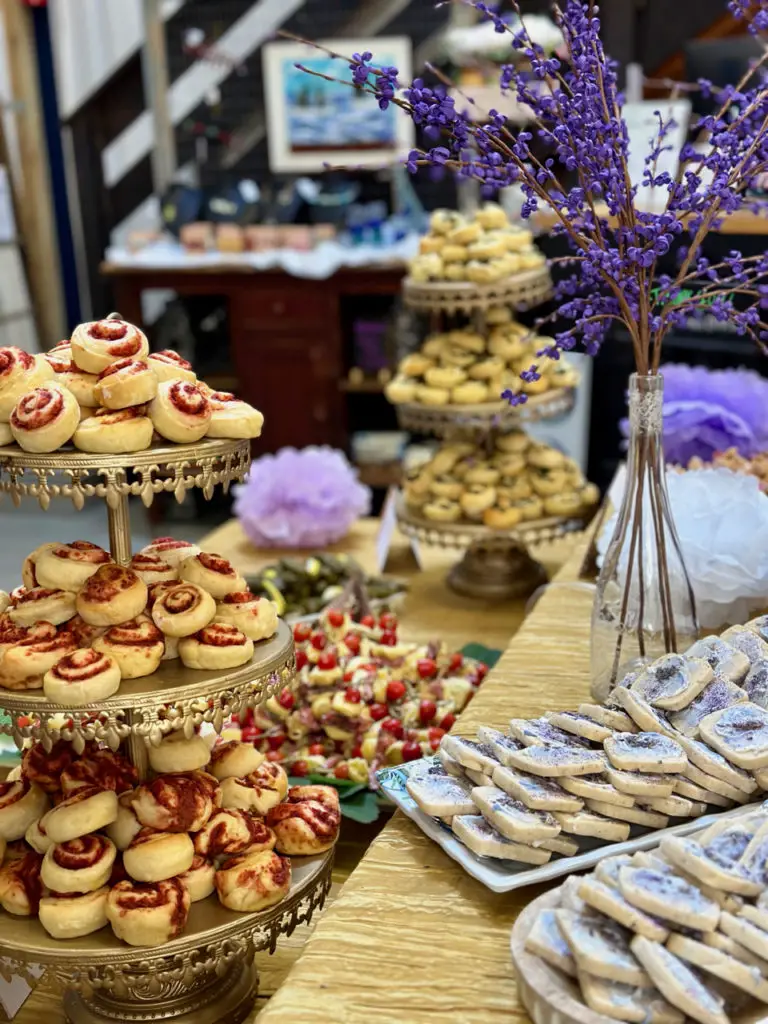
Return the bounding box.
[377,757,751,893]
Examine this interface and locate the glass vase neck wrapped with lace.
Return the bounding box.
[591,373,698,703]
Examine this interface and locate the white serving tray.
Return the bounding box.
[377,757,755,893]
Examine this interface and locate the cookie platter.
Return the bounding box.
[510,801,768,1024]
[402,266,553,314]
[0,319,337,1024]
[393,388,577,435]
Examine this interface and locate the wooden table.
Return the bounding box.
[11,519,583,1023]
[253,539,594,1024]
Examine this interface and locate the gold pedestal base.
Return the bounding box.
[447,540,548,600]
[63,960,258,1024]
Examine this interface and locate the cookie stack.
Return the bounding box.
[385,308,578,409]
[403,432,599,528]
[228,607,488,786]
[0,537,279,704]
[409,203,546,284]
[683,447,768,493]
[407,619,768,867]
[0,734,340,947]
[525,802,768,1023]
[0,317,263,454]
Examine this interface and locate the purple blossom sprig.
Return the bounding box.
[292,2,768,403]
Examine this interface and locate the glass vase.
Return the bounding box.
[590,372,698,702]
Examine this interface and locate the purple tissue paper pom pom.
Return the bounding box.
[620,363,768,465]
[234,446,372,549]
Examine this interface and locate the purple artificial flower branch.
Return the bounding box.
[291,3,768,394]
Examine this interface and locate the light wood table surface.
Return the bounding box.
[10,518,585,1023]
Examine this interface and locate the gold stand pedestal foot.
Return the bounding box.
[63,959,259,1024]
[447,539,548,600]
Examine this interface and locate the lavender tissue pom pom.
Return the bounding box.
[234,446,371,548]
[620,363,768,465]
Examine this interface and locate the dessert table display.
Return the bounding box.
[0,319,340,1024]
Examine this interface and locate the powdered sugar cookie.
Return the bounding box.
[615,688,675,736]
[452,814,550,864]
[604,733,686,774]
[545,710,614,743]
[585,800,669,830]
[509,717,589,748]
[667,677,748,738]
[631,654,713,711]
[672,775,732,808]
[681,760,751,802]
[667,932,768,1003]
[630,936,728,1024]
[540,833,580,856]
[405,762,475,817]
[699,702,768,769]
[578,973,684,1024]
[578,703,638,733]
[559,774,635,807]
[475,726,523,766]
[677,735,757,793]
[743,658,768,710]
[556,908,650,985]
[471,786,560,843]
[504,744,606,778]
[720,910,768,961]
[578,877,670,941]
[660,835,761,896]
[642,794,704,817]
[604,766,676,798]
[440,735,499,774]
[491,763,583,812]
[525,907,576,976]
[554,809,630,842]
[687,636,750,684]
[721,625,768,665]
[618,866,720,931]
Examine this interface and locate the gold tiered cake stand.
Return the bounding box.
[0,439,334,1024]
[395,270,588,599]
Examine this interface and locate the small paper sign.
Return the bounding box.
[0,960,44,1019]
[376,488,421,573]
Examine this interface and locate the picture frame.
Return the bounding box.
[262,37,415,174]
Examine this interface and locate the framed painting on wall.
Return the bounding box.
[262,37,415,173]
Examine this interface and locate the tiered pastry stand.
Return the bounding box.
[0,440,334,1024]
[395,271,588,599]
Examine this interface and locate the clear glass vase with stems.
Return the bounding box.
[590,372,699,703]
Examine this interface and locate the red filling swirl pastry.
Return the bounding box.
[6,586,76,628]
[73,405,153,455]
[0,778,49,841]
[215,590,278,642]
[35,540,110,591]
[76,565,148,627]
[44,348,73,373]
[148,379,211,444]
[139,537,200,568]
[95,357,158,410]
[129,553,178,585]
[41,834,116,894]
[194,808,276,859]
[92,617,165,680]
[1,630,77,690]
[61,749,137,796]
[10,384,79,453]
[178,622,253,671]
[43,647,121,706]
[205,390,264,440]
[60,614,105,647]
[71,318,149,374]
[214,849,291,913]
[219,762,289,815]
[106,878,190,946]
[177,854,215,902]
[266,789,341,855]
[178,551,245,599]
[147,350,196,383]
[131,772,219,832]
[0,850,43,915]
[0,347,49,421]
[150,582,215,638]
[21,740,77,793]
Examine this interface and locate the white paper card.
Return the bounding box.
[623,99,691,212]
[376,488,422,573]
[0,959,44,1018]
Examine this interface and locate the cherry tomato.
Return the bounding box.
[379,630,398,646]
[309,632,327,651]
[386,680,407,702]
[359,614,375,628]
[419,699,437,724]
[476,662,489,680]
[439,713,456,731]
[309,743,325,756]
[317,651,337,671]
[267,733,286,751]
[370,703,388,721]
[327,609,345,629]
[266,750,284,762]
[277,689,295,710]
[293,623,311,643]
[381,718,404,739]
[343,669,355,683]
[240,726,262,743]
[292,760,309,777]
[429,736,442,752]
[343,633,361,655]
[379,612,398,631]
[351,743,362,758]
[295,650,308,671]
[334,763,350,780]
[449,652,464,671]
[402,741,422,762]
[417,658,438,679]
[344,688,361,703]
[428,726,446,743]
